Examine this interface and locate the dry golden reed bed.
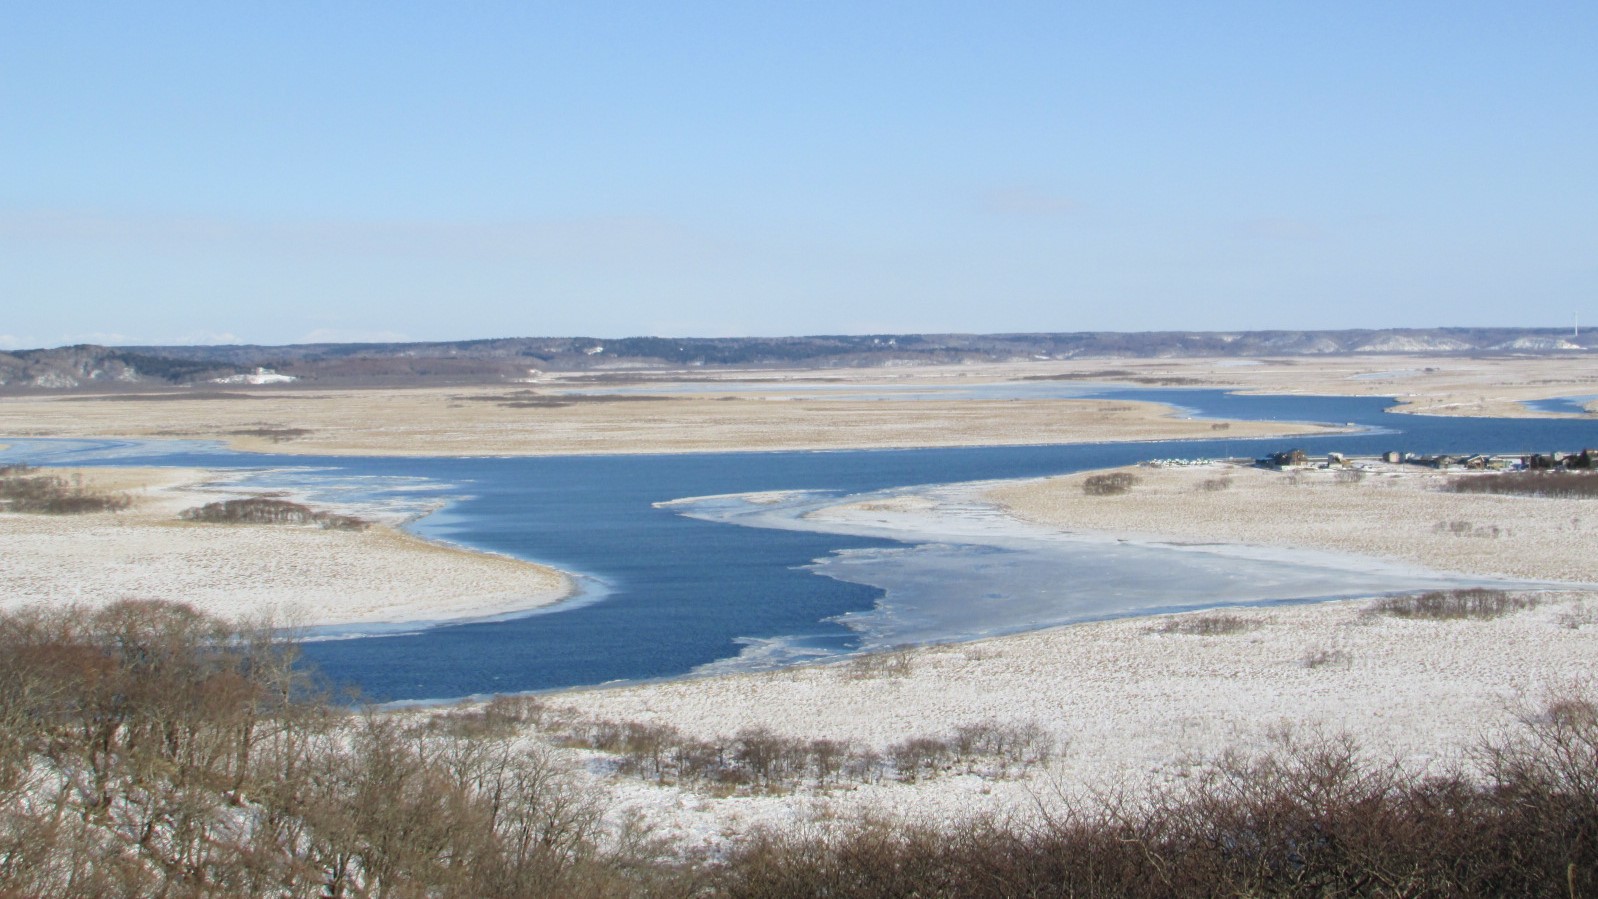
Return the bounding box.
[5,353,1593,457]
[0,387,1321,456]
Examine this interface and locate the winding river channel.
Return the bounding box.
[5,388,1596,701]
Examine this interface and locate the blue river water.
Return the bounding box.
[5,388,1596,701]
[1523,394,1596,416]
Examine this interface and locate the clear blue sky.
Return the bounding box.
[3,2,1594,347]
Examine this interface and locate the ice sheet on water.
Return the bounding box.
[689,635,845,677]
[301,572,614,643]
[809,539,1506,650]
[203,468,465,524]
[664,485,1545,664]
[0,437,234,465]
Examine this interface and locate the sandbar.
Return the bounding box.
[0,467,572,628]
[0,369,1338,457]
[987,459,1598,583]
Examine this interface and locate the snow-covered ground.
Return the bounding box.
[542,463,1598,849]
[211,367,298,385]
[0,467,571,628]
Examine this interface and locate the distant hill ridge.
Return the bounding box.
[0,327,1589,391]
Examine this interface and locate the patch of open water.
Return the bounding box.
[1522,394,1597,416]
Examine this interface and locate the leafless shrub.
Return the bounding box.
[809,738,850,787]
[0,601,669,897]
[1558,600,1598,630]
[13,598,1595,897]
[957,643,998,662]
[736,728,813,791]
[889,736,952,783]
[713,701,1598,896]
[950,720,1057,775]
[1300,647,1353,669]
[1369,588,1537,620]
[1433,518,1505,538]
[1334,467,1366,484]
[0,600,317,895]
[0,464,131,514]
[1209,421,1231,431]
[617,722,685,782]
[889,723,1056,783]
[425,693,549,739]
[1152,612,1258,636]
[556,709,1055,795]
[670,736,728,786]
[1197,475,1232,492]
[1536,695,1598,728]
[843,748,888,784]
[843,646,915,680]
[1450,470,1598,498]
[1082,471,1140,496]
[228,426,312,442]
[180,496,370,530]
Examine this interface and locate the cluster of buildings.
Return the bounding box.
[1523,449,1598,470]
[1257,448,1598,472]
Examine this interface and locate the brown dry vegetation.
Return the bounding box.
[0,382,1335,457]
[1150,612,1259,636]
[179,496,370,531]
[0,464,131,514]
[0,600,682,898]
[2,600,1595,896]
[1369,588,1538,621]
[564,714,1054,792]
[1450,470,1598,498]
[1081,471,1140,496]
[713,715,1598,897]
[226,426,312,442]
[451,390,678,409]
